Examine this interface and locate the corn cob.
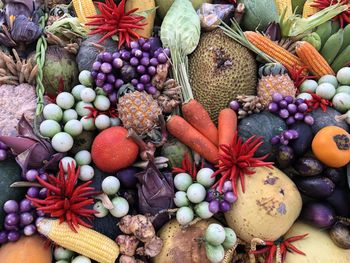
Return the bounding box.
[244,31,306,73]
[37,219,119,263]
[295,41,335,78]
[275,0,293,18]
[72,0,97,25]
[302,0,319,18]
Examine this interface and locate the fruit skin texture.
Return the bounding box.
[0,235,52,263]
[224,166,302,243]
[312,126,350,168]
[118,91,162,134]
[284,221,350,263]
[188,29,257,123]
[152,219,216,263]
[91,127,139,173]
[258,74,296,106]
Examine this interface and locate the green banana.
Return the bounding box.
[331,45,350,72]
[339,24,350,53]
[315,21,332,48]
[331,20,340,35]
[321,29,344,65]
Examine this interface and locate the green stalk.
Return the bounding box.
[219,19,276,63]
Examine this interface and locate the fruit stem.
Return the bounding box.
[234,3,245,25]
[127,129,156,161]
[96,193,114,209]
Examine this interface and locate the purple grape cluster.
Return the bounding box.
[271,129,299,146]
[0,169,48,244]
[91,37,170,102]
[206,181,237,214]
[0,141,10,161]
[268,94,314,126]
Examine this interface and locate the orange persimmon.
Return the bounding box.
[312,126,350,168]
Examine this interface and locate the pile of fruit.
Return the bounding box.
[0,0,350,263]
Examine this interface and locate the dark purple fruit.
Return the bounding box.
[295,157,324,177]
[276,145,294,168]
[301,202,336,228]
[294,176,335,199]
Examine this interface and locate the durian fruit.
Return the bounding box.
[257,63,296,106]
[188,29,257,123]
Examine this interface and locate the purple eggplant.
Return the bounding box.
[294,176,335,199]
[327,188,350,217]
[289,123,313,156]
[324,168,345,185]
[301,202,336,228]
[116,167,140,189]
[295,157,324,177]
[276,145,294,168]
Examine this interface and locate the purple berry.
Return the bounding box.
[287,104,297,114]
[130,57,139,66]
[284,96,294,104]
[304,115,314,125]
[136,65,146,74]
[27,187,39,198]
[294,112,304,120]
[19,199,32,212]
[130,41,139,49]
[222,181,233,193]
[114,79,124,89]
[146,85,157,95]
[289,129,299,139]
[112,58,123,69]
[272,93,283,103]
[23,224,36,236]
[112,52,120,59]
[5,213,19,226]
[25,169,38,182]
[103,83,114,94]
[134,49,143,58]
[100,63,112,74]
[102,52,112,62]
[107,74,116,84]
[142,42,151,52]
[120,51,131,61]
[298,103,308,113]
[283,131,294,140]
[229,100,240,111]
[209,200,220,214]
[131,79,139,86]
[95,79,104,88]
[268,102,279,113]
[270,135,281,144]
[295,98,305,105]
[140,57,150,67]
[0,231,8,244]
[39,188,48,199]
[224,192,237,204]
[0,141,8,150]
[206,190,216,202]
[91,70,98,79]
[3,200,19,213]
[92,61,101,71]
[150,58,158,66]
[7,231,20,242]
[279,100,288,109]
[136,83,145,91]
[286,116,296,125]
[140,74,150,84]
[219,200,231,213]
[279,109,289,119]
[157,53,167,64]
[97,72,106,81]
[163,48,171,57]
[20,212,34,226]
[39,173,48,181]
[148,66,156,76]
[108,93,118,104]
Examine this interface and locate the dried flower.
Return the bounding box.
[0,115,64,173]
[305,93,332,112]
[135,162,174,229]
[86,0,146,48]
[212,132,274,195]
[27,161,99,232]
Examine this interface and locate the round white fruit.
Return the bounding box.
[75,101,93,117]
[102,176,120,195]
[80,88,96,103]
[316,83,336,100]
[39,120,61,138]
[51,132,74,152]
[95,114,111,130]
[337,67,350,85]
[173,173,193,191]
[79,165,95,181]
[60,157,77,172]
[186,183,206,204]
[56,92,75,110]
[71,85,86,101]
[74,150,92,165]
[64,119,83,137]
[62,109,78,123]
[79,70,94,87]
[110,197,129,218]
[94,95,110,111]
[196,168,215,187]
[43,104,63,122]
[80,117,96,131]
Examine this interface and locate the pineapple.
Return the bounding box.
[117,91,162,135]
[257,63,296,106]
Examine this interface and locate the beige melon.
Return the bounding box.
[225,166,302,243]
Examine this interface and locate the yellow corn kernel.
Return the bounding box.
[244,31,306,73]
[302,0,320,18]
[72,0,97,25]
[296,41,335,78]
[37,219,119,263]
[275,0,293,18]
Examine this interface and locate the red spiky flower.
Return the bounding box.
[172,153,202,179]
[86,0,147,49]
[27,162,99,232]
[84,105,119,121]
[211,132,274,195]
[250,234,308,263]
[285,64,316,89]
[311,0,350,28]
[305,93,332,112]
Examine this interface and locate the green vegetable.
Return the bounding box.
[302,32,322,51]
[174,191,190,207]
[176,206,194,225]
[205,223,226,246]
[196,168,215,187]
[174,173,193,191]
[331,45,350,72]
[315,21,332,48]
[222,227,237,249]
[300,79,318,93]
[238,0,279,31]
[339,24,350,53]
[331,20,341,35]
[195,201,214,219]
[155,0,211,20]
[321,29,344,65]
[205,243,225,263]
[332,93,350,113]
[316,83,336,100]
[186,183,206,203]
[39,120,61,138]
[337,86,350,95]
[280,3,347,37]
[318,75,338,88]
[292,0,307,15]
[160,0,200,101]
[337,67,350,85]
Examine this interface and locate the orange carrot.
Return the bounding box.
[167,115,218,164]
[218,109,237,155]
[182,99,219,146]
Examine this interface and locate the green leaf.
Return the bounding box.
[133,6,158,18]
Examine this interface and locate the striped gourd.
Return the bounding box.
[295,41,335,78]
[37,219,119,263]
[72,0,97,25]
[244,31,306,73]
[302,0,320,17]
[275,0,293,18]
